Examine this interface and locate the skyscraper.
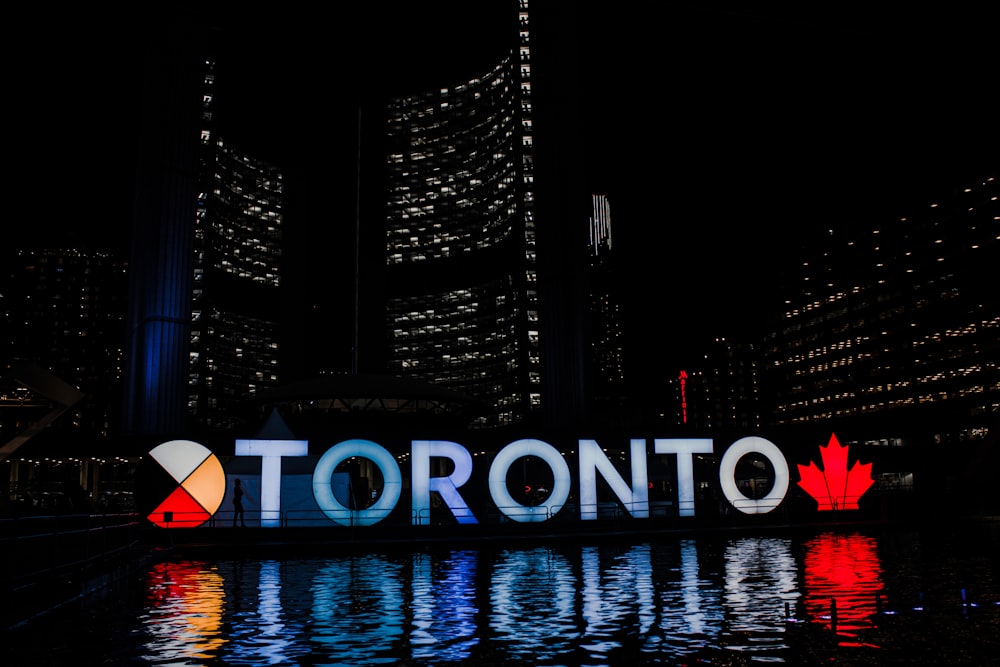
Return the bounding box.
[367,0,588,429]
[587,194,626,414]
[763,174,999,446]
[122,25,283,438]
[122,3,589,437]
[187,138,283,433]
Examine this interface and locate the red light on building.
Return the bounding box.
[679,370,688,424]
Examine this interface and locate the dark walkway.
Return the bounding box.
[0,512,150,631]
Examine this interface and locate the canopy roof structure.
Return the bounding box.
[245,374,490,438]
[0,362,85,463]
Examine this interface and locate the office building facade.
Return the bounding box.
[587,194,626,415]
[381,53,537,429]
[762,174,999,446]
[1,248,130,507]
[375,0,587,429]
[667,339,762,434]
[187,140,283,432]
[2,248,128,443]
[122,31,284,438]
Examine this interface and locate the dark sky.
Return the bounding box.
[578,4,999,381]
[12,2,999,388]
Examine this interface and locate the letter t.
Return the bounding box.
[235,439,309,527]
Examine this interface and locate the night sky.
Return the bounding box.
[12,2,998,390]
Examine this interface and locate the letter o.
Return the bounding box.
[313,439,402,526]
[488,439,571,523]
[719,436,789,515]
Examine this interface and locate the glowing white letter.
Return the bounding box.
[235,438,309,527]
[719,436,789,514]
[411,440,477,525]
[654,439,714,517]
[578,439,649,520]
[313,439,402,526]
[488,439,571,523]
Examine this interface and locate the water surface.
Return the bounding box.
[9,521,1000,666]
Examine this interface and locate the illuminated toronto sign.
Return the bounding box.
[143,434,874,529]
[146,440,226,528]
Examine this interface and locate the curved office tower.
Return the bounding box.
[124,38,284,437]
[188,141,283,432]
[382,7,540,429]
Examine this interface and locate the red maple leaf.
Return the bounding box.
[796,433,874,510]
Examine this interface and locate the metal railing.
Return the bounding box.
[1,512,144,629]
[1,512,142,584]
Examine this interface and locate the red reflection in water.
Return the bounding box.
[802,532,884,647]
[144,560,227,658]
[146,560,207,603]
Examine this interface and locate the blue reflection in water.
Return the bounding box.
[219,560,312,666]
[410,550,479,662]
[489,547,579,662]
[580,543,656,659]
[649,539,725,659]
[310,554,406,665]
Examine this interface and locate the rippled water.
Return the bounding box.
[8,521,1000,666]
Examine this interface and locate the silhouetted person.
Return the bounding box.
[232,478,246,527]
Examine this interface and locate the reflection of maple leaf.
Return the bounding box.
[797,434,874,510]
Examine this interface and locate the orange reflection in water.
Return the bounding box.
[802,532,884,647]
[144,560,228,659]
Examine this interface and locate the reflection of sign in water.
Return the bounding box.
[802,532,884,645]
[797,434,874,510]
[143,561,227,658]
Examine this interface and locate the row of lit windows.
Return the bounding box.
[388,59,509,117]
[396,356,520,387]
[392,319,478,339]
[389,299,480,322]
[777,380,988,416]
[389,161,516,205]
[775,321,984,370]
[389,290,520,341]
[389,146,516,182]
[392,325,519,355]
[387,182,518,262]
[391,332,520,365]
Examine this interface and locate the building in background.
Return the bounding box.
[667,339,762,435]
[187,136,283,433]
[762,174,999,448]
[122,29,284,439]
[121,2,590,438]
[1,249,128,443]
[367,0,588,429]
[586,194,626,422]
[1,248,131,509]
[379,53,539,429]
